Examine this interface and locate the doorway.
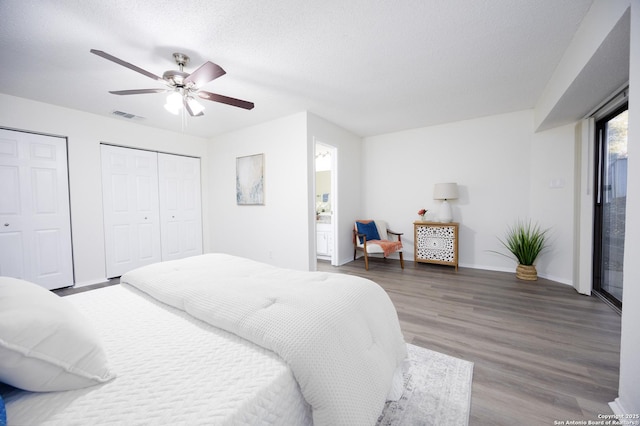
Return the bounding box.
[315,142,337,265]
[593,104,628,310]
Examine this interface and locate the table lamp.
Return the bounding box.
[433,182,459,222]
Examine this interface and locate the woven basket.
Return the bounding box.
[516,264,538,281]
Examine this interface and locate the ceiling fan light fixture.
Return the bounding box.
[91,49,254,115]
[164,91,183,115]
[186,96,205,115]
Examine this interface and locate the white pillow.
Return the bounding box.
[0,277,116,392]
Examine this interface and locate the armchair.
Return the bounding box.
[353,220,404,270]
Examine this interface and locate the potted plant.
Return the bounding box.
[494,220,549,281]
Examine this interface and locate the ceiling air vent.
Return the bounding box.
[111,110,144,120]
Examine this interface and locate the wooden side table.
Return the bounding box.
[414,221,459,270]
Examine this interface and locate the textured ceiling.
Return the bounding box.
[0,0,596,138]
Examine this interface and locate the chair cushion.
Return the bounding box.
[364,241,403,253]
[365,240,403,257]
[356,221,380,244]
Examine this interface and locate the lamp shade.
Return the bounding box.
[433,182,459,200]
[186,97,205,115]
[164,92,183,115]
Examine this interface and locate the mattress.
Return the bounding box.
[1,284,312,426]
[122,253,408,425]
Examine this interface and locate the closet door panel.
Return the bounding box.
[0,231,24,277]
[101,145,161,278]
[0,136,27,280]
[34,229,63,277]
[138,222,157,260]
[184,220,199,251]
[31,168,57,213]
[102,147,202,277]
[158,153,202,261]
[103,150,133,275]
[0,129,73,289]
[164,221,181,256]
[136,175,155,211]
[0,166,21,215]
[110,174,129,211]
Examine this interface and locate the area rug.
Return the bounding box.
[377,344,474,426]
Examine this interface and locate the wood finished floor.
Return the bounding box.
[318,258,621,426]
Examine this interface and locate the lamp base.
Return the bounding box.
[438,200,453,222]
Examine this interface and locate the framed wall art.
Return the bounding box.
[236,153,264,205]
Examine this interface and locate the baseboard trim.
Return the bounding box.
[609,397,627,416]
[341,258,577,288]
[459,263,573,287]
[537,272,572,286]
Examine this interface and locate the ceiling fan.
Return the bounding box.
[90,49,254,117]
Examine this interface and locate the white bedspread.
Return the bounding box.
[121,253,407,426]
[3,284,312,425]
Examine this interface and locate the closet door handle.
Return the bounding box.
[3,223,8,227]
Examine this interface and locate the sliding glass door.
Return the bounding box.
[593,104,628,309]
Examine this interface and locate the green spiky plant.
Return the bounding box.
[494,220,549,266]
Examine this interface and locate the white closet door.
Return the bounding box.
[158,153,203,261]
[101,145,161,278]
[0,129,73,289]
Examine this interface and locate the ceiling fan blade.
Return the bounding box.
[109,89,168,95]
[90,49,163,81]
[184,62,226,88]
[198,91,254,110]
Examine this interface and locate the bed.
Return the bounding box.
[0,253,407,426]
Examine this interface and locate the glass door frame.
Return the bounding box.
[593,102,628,310]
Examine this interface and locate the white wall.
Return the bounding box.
[615,0,640,416]
[307,112,363,266]
[206,111,362,271]
[529,123,577,284]
[535,0,631,130]
[208,112,310,270]
[362,110,577,283]
[0,93,209,286]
